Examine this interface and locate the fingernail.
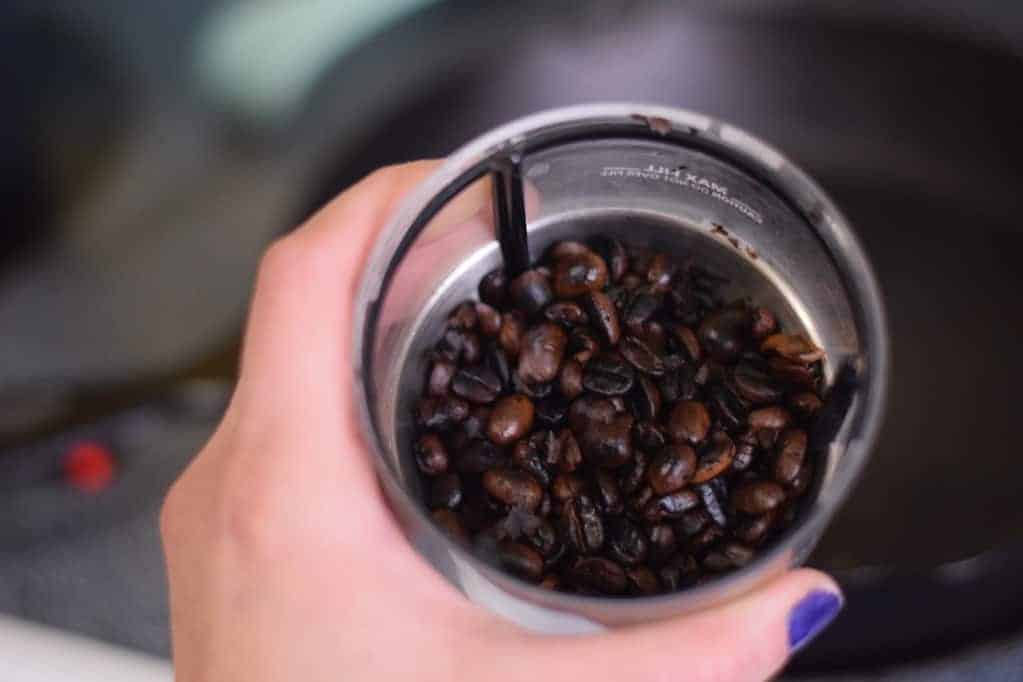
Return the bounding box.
[788,589,843,653]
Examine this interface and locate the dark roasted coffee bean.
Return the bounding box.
[698,305,750,361]
[767,356,818,389]
[455,439,505,473]
[538,574,561,590]
[561,495,604,553]
[647,523,678,566]
[582,290,621,345]
[569,327,600,365]
[430,472,463,510]
[623,291,661,325]
[749,406,791,431]
[592,469,624,515]
[498,310,525,357]
[487,394,535,445]
[583,353,636,395]
[708,384,747,430]
[658,565,682,592]
[774,429,808,486]
[451,365,502,404]
[605,284,631,311]
[751,307,778,340]
[626,566,660,595]
[733,479,787,514]
[462,406,489,440]
[556,428,582,472]
[431,509,469,544]
[436,328,466,362]
[620,449,649,495]
[761,333,825,363]
[701,550,733,573]
[534,395,569,430]
[621,272,643,290]
[677,508,711,537]
[552,252,609,298]
[643,488,701,521]
[606,517,648,566]
[593,237,628,282]
[732,440,756,473]
[448,301,478,330]
[416,396,469,430]
[692,432,736,484]
[635,320,668,355]
[428,358,457,397]
[698,480,730,527]
[579,412,634,469]
[461,332,482,365]
[551,473,586,501]
[646,253,675,292]
[568,394,617,429]
[511,374,553,399]
[648,443,697,495]
[486,344,512,390]
[498,540,544,581]
[791,460,813,496]
[571,557,626,594]
[634,421,667,451]
[627,245,655,274]
[757,427,780,450]
[620,335,665,375]
[558,359,584,399]
[511,439,551,487]
[548,240,596,260]
[445,429,469,453]
[789,391,823,419]
[544,301,589,326]
[609,395,628,413]
[475,302,502,336]
[518,323,567,385]
[732,363,783,404]
[479,268,508,307]
[629,374,662,420]
[627,484,655,517]
[656,370,683,404]
[734,511,777,545]
[525,519,561,557]
[670,323,702,362]
[668,553,701,586]
[483,468,544,511]
[688,523,725,553]
[667,400,711,445]
[509,269,553,316]
[722,541,755,567]
[415,433,449,475]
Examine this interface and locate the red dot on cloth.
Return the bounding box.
[62,441,117,493]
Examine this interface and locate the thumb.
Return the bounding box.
[526,569,842,682]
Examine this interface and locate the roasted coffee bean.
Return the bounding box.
[620,449,649,496]
[688,523,725,553]
[671,324,703,362]
[757,428,780,450]
[691,431,737,485]
[648,443,697,495]
[623,291,661,325]
[643,488,701,521]
[487,394,535,445]
[455,439,505,473]
[677,508,711,537]
[582,290,621,345]
[445,429,469,453]
[733,479,787,514]
[549,240,597,260]
[475,302,502,336]
[430,472,463,510]
[667,400,711,445]
[538,574,561,590]
[708,384,747,430]
[701,550,734,572]
[569,327,600,365]
[647,523,678,566]
[621,272,643,290]
[606,517,648,566]
[512,374,553,399]
[451,364,502,404]
[732,440,756,473]
[578,412,634,469]
[498,540,544,581]
[511,439,551,487]
[428,358,457,397]
[486,344,512,390]
[479,268,508,307]
[761,333,825,363]
[551,473,586,501]
[561,495,604,553]
[732,363,783,404]
[552,252,609,298]
[734,511,777,545]
[591,469,624,515]
[509,269,553,316]
[525,519,561,558]
[626,566,660,595]
[791,460,814,496]
[620,335,665,375]
[636,321,668,355]
[448,301,478,330]
[774,429,808,486]
[436,328,466,362]
[569,394,616,429]
[556,428,583,472]
[767,356,818,389]
[483,468,544,511]
[591,238,628,282]
[749,406,791,431]
[646,253,675,292]
[432,509,469,544]
[789,391,823,419]
[461,332,482,365]
[698,305,750,361]
[658,565,682,592]
[627,245,655,274]
[751,307,777,340]
[415,433,449,475]
[460,406,488,441]
[582,353,636,395]
[722,541,755,567]
[558,359,584,399]
[544,301,589,326]
[629,375,662,420]
[534,396,569,429]
[416,396,469,430]
[571,557,626,594]
[609,396,628,413]
[698,480,730,528]
[634,421,667,451]
[518,323,567,385]
[498,310,525,357]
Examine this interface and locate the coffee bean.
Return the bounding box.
[415,433,449,475]
[625,566,660,595]
[698,305,750,361]
[701,550,733,572]
[427,358,457,397]
[551,473,586,501]
[691,432,736,484]
[643,488,701,521]
[451,364,502,404]
[509,269,554,316]
[667,400,711,445]
[606,517,648,565]
[732,440,756,473]
[623,291,661,326]
[688,523,725,553]
[734,511,777,545]
[436,328,466,362]
[629,374,662,420]
[733,479,787,514]
[767,356,818,389]
[498,540,544,581]
[544,301,589,326]
[430,472,463,510]
[561,495,604,553]
[708,384,747,431]
[524,519,561,558]
[757,428,780,450]
[518,322,567,385]
[646,253,675,292]
[512,374,553,399]
[579,412,634,469]
[751,307,777,340]
[774,429,808,486]
[591,469,624,515]
[538,574,561,590]
[556,428,582,472]
[594,238,629,282]
[583,353,636,395]
[677,508,711,537]
[479,268,508,307]
[582,290,621,345]
[633,421,667,451]
[569,327,600,365]
[732,362,783,404]
[498,310,525,357]
[552,252,609,298]
[483,468,544,511]
[761,333,824,363]
[535,395,569,430]
[620,449,649,496]
[670,324,702,362]
[448,301,478,330]
[698,480,730,528]
[620,335,665,375]
[455,439,505,473]
[568,394,616,429]
[461,332,482,365]
[789,391,823,419]
[621,272,643,290]
[748,406,791,431]
[627,484,655,517]
[722,541,755,567]
[558,359,584,399]
[647,443,697,495]
[511,439,551,487]
[475,302,502,336]
[416,396,469,430]
[658,565,682,592]
[571,557,627,594]
[791,460,814,496]
[432,509,469,544]
[487,394,535,445]
[647,523,678,565]
[486,344,512,390]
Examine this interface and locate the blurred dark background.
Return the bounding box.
[2,1,1022,678]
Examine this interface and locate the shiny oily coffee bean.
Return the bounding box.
[582,354,636,396]
[751,307,778,340]
[594,237,628,282]
[688,523,725,553]
[571,557,627,594]
[606,517,648,566]
[448,301,477,330]
[556,428,583,472]
[416,396,469,431]
[538,574,561,590]
[761,333,825,364]
[461,332,482,365]
[486,344,512,391]
[701,550,734,573]
[670,323,702,362]
[451,365,502,404]
[591,469,624,515]
[627,484,655,518]
[487,394,535,445]
[732,363,783,404]
[544,301,589,326]
[479,268,508,307]
[620,335,665,375]
[534,395,568,429]
[733,479,787,515]
[525,519,561,558]
[698,305,750,362]
[629,374,662,420]
[767,356,818,389]
[561,495,604,553]
[775,429,808,486]
[646,253,675,292]
[415,433,449,475]
[517,322,567,385]
[643,488,701,521]
[582,290,621,345]
[698,480,729,528]
[579,412,634,469]
[568,327,600,366]
[708,384,748,431]
[547,240,593,260]
[677,508,711,537]
[634,421,667,451]
[428,358,456,397]
[435,328,466,362]
[551,473,586,501]
[734,511,777,545]
[626,566,660,595]
[647,523,678,566]
[789,391,823,419]
[667,400,711,445]
[511,374,553,400]
[511,439,551,487]
[431,509,469,544]
[722,541,756,567]
[748,406,791,431]
[732,440,756,473]
[475,302,502,336]
[620,448,649,495]
[647,443,697,495]
[498,310,525,357]
[552,252,609,298]
[482,468,544,511]
[463,406,491,440]
[429,472,463,510]
[498,540,544,581]
[509,269,553,316]
[454,439,505,473]
[791,460,814,496]
[558,359,584,399]
[623,291,661,326]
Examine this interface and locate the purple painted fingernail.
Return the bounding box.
[788,590,843,653]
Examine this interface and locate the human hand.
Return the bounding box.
[160,161,843,682]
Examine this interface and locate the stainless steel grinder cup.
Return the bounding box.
[352,103,888,632]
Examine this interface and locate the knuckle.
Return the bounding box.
[257,235,312,287]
